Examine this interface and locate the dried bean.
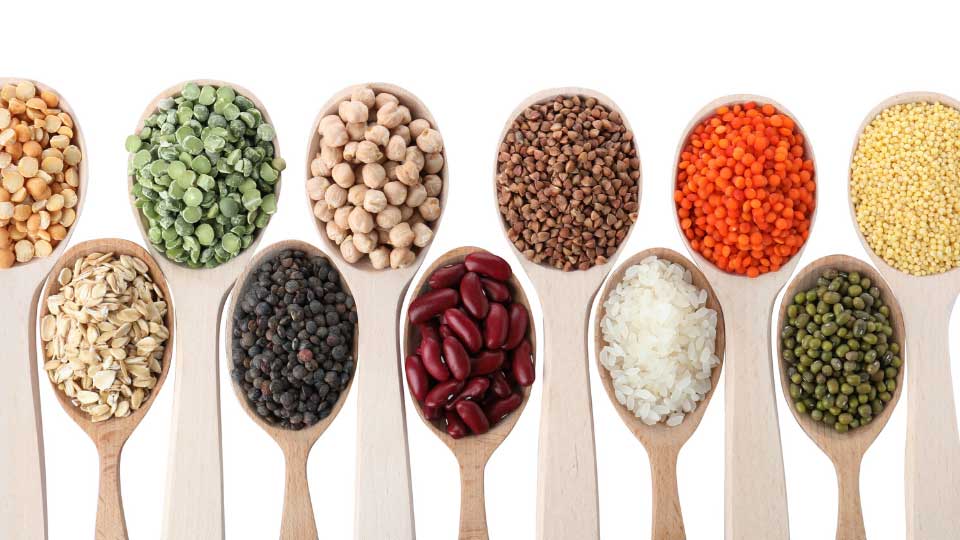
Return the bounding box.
[472,350,505,376]
[504,303,529,350]
[459,272,489,319]
[428,263,466,289]
[446,377,490,410]
[442,336,471,381]
[511,340,535,386]
[425,379,463,408]
[484,303,509,349]
[408,288,458,324]
[420,337,449,381]
[484,393,523,424]
[454,400,490,435]
[444,409,468,439]
[405,355,429,402]
[464,251,511,281]
[443,308,482,353]
[480,278,510,302]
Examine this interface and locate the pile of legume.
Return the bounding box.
[851,101,960,276]
[308,86,444,269]
[0,81,81,268]
[127,82,283,268]
[675,101,815,277]
[231,249,357,429]
[496,94,640,271]
[406,251,534,438]
[781,269,902,433]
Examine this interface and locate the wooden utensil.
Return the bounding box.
[224,239,357,540]
[593,247,725,540]
[848,92,960,539]
[492,87,642,540]
[672,94,818,540]
[402,246,537,540]
[37,239,174,540]
[127,80,282,540]
[775,254,905,540]
[0,77,88,540]
[306,83,449,540]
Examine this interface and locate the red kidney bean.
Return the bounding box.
[417,325,439,355]
[409,288,459,325]
[484,393,523,424]
[425,379,463,408]
[504,303,529,350]
[489,371,512,399]
[439,324,453,339]
[464,252,512,281]
[420,337,449,382]
[444,409,468,439]
[404,355,430,402]
[454,400,490,434]
[446,376,490,410]
[423,404,442,420]
[428,263,466,289]
[459,272,489,319]
[443,308,482,353]
[442,336,471,381]
[472,350,505,375]
[511,340,535,386]
[480,278,511,302]
[483,303,509,349]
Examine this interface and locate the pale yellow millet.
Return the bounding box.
[850,101,960,276]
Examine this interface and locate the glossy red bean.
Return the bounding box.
[442,336,471,381]
[459,272,489,319]
[423,403,442,420]
[420,337,449,382]
[483,303,509,349]
[472,350,505,375]
[428,263,466,289]
[489,371,512,399]
[443,308,482,353]
[417,325,439,355]
[484,393,523,424]
[504,303,529,350]
[444,409,468,439]
[464,252,511,281]
[425,379,463,408]
[454,400,490,434]
[439,324,453,339]
[404,355,430,402]
[446,376,490,409]
[409,288,459,325]
[480,278,511,302]
[511,340,535,386]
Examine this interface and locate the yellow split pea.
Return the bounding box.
[851,101,960,276]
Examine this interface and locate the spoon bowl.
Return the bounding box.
[672,94,819,539]
[403,246,537,540]
[38,238,174,539]
[847,92,960,539]
[776,254,904,540]
[128,79,283,539]
[493,87,642,540]
[594,247,725,540]
[0,77,89,539]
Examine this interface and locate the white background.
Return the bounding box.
[11,0,960,538]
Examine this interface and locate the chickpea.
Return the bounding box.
[356,141,383,164]
[396,161,421,186]
[334,205,353,229]
[347,184,368,207]
[375,92,399,109]
[393,125,411,145]
[377,228,391,245]
[400,205,414,221]
[332,162,355,188]
[397,105,412,125]
[412,222,433,248]
[352,87,376,109]
[353,231,378,254]
[361,163,387,188]
[346,122,366,142]
[307,176,330,201]
[409,118,431,139]
[364,125,390,147]
[327,221,348,244]
[318,114,341,132]
[377,102,404,129]
[383,181,408,206]
[424,153,444,175]
[339,101,369,124]
[389,223,415,248]
[406,184,428,208]
[348,206,375,234]
[313,200,334,221]
[369,246,390,270]
[376,205,402,229]
[390,247,415,269]
[340,236,363,263]
[419,197,441,221]
[385,135,407,161]
[384,160,399,180]
[405,147,425,171]
[324,184,348,209]
[363,189,388,213]
[416,128,443,153]
[343,141,359,163]
[322,120,349,147]
[320,144,342,170]
[424,175,443,197]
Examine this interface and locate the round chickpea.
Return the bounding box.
[363,189,388,213]
[332,162,355,188]
[313,200,334,221]
[411,222,433,248]
[364,125,390,146]
[383,181,408,206]
[324,184,347,208]
[348,207,375,234]
[307,176,330,201]
[395,161,421,186]
[361,163,387,188]
[386,135,407,161]
[342,141,359,162]
[340,236,363,263]
[326,221,348,244]
[356,141,383,164]
[424,153,444,175]
[369,246,390,270]
[334,206,353,229]
[416,128,443,153]
[390,247,415,269]
[376,205,402,229]
[347,184,368,207]
[389,222,415,248]
[406,184,427,208]
[375,92,399,109]
[346,122,366,142]
[353,231,378,254]
[404,147,424,171]
[423,175,443,197]
[352,87,376,109]
[409,118,431,139]
[339,101,369,124]
[419,197,441,221]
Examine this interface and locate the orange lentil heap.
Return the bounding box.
[675,102,815,277]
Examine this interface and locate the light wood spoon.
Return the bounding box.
[402,246,537,540]
[493,88,642,540]
[672,95,819,540]
[38,238,174,540]
[0,77,88,540]
[307,83,449,540]
[593,247,725,540]
[775,254,905,540]
[847,92,960,539]
[127,80,283,540]
[225,239,358,540]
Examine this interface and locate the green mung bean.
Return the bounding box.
[128,82,284,268]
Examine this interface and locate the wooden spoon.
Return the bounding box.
[492,88,642,540]
[847,92,960,539]
[38,238,174,540]
[306,83,449,540]
[593,247,725,540]
[775,254,905,540]
[0,77,89,540]
[402,246,537,540]
[672,95,819,539]
[225,239,358,540]
[127,80,283,540]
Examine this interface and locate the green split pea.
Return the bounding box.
[126,82,284,268]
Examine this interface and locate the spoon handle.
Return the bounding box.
[834,458,865,540]
[280,446,318,540]
[458,460,489,540]
[723,291,789,540]
[901,297,960,539]
[162,287,227,540]
[0,283,47,540]
[95,443,128,540]
[649,449,685,540]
